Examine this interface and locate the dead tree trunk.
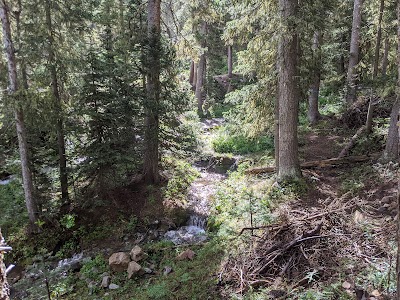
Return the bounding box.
[308,31,322,125]
[346,0,363,105]
[0,0,39,226]
[373,0,385,79]
[143,0,161,184]
[45,0,69,203]
[277,0,301,180]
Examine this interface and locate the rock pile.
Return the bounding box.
[105,246,148,288]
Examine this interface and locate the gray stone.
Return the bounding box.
[127,261,144,279]
[109,252,130,272]
[130,246,147,262]
[144,268,152,274]
[163,266,173,275]
[101,275,111,288]
[109,283,119,290]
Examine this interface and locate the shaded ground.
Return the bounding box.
[221,117,398,299]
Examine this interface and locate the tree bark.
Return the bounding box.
[228,45,233,78]
[383,100,400,162]
[373,0,385,79]
[346,0,363,105]
[382,37,389,77]
[383,4,400,164]
[0,0,39,226]
[143,0,161,184]
[308,31,322,125]
[189,60,195,86]
[277,0,301,181]
[45,0,69,203]
[274,88,280,173]
[195,22,207,117]
[0,230,9,300]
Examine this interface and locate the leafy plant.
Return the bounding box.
[212,132,274,155]
[60,214,76,229]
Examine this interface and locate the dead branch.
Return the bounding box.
[246,154,375,175]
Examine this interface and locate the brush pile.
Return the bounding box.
[339,96,393,129]
[220,196,394,295]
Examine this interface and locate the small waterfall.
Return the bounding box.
[187,214,207,229]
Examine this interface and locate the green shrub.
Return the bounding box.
[0,179,27,234]
[162,157,200,203]
[212,133,274,155]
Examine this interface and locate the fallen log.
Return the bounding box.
[338,125,366,158]
[246,154,376,175]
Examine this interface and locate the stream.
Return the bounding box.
[6,118,234,298]
[164,118,235,245]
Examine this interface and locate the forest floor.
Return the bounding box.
[5,114,399,300]
[222,117,398,299]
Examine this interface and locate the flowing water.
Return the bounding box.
[164,118,235,245]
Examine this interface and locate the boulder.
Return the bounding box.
[127,261,144,279]
[130,246,147,262]
[176,249,195,261]
[108,252,130,273]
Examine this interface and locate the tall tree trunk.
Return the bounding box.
[383,100,400,162]
[373,0,385,79]
[274,93,280,173]
[382,37,389,77]
[228,45,233,78]
[189,60,195,86]
[0,230,9,300]
[383,3,400,164]
[143,0,161,184]
[45,0,69,203]
[308,31,322,125]
[195,22,207,117]
[339,34,346,79]
[346,0,363,105]
[397,4,400,292]
[0,0,38,226]
[277,0,301,181]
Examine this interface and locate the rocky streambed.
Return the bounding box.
[6,118,235,299]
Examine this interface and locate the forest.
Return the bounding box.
[1,0,400,299]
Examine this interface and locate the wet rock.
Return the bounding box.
[109,283,119,290]
[57,253,85,272]
[101,275,111,288]
[164,204,190,228]
[130,246,146,262]
[163,266,173,275]
[176,249,195,261]
[127,261,144,279]
[164,226,207,245]
[109,252,130,272]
